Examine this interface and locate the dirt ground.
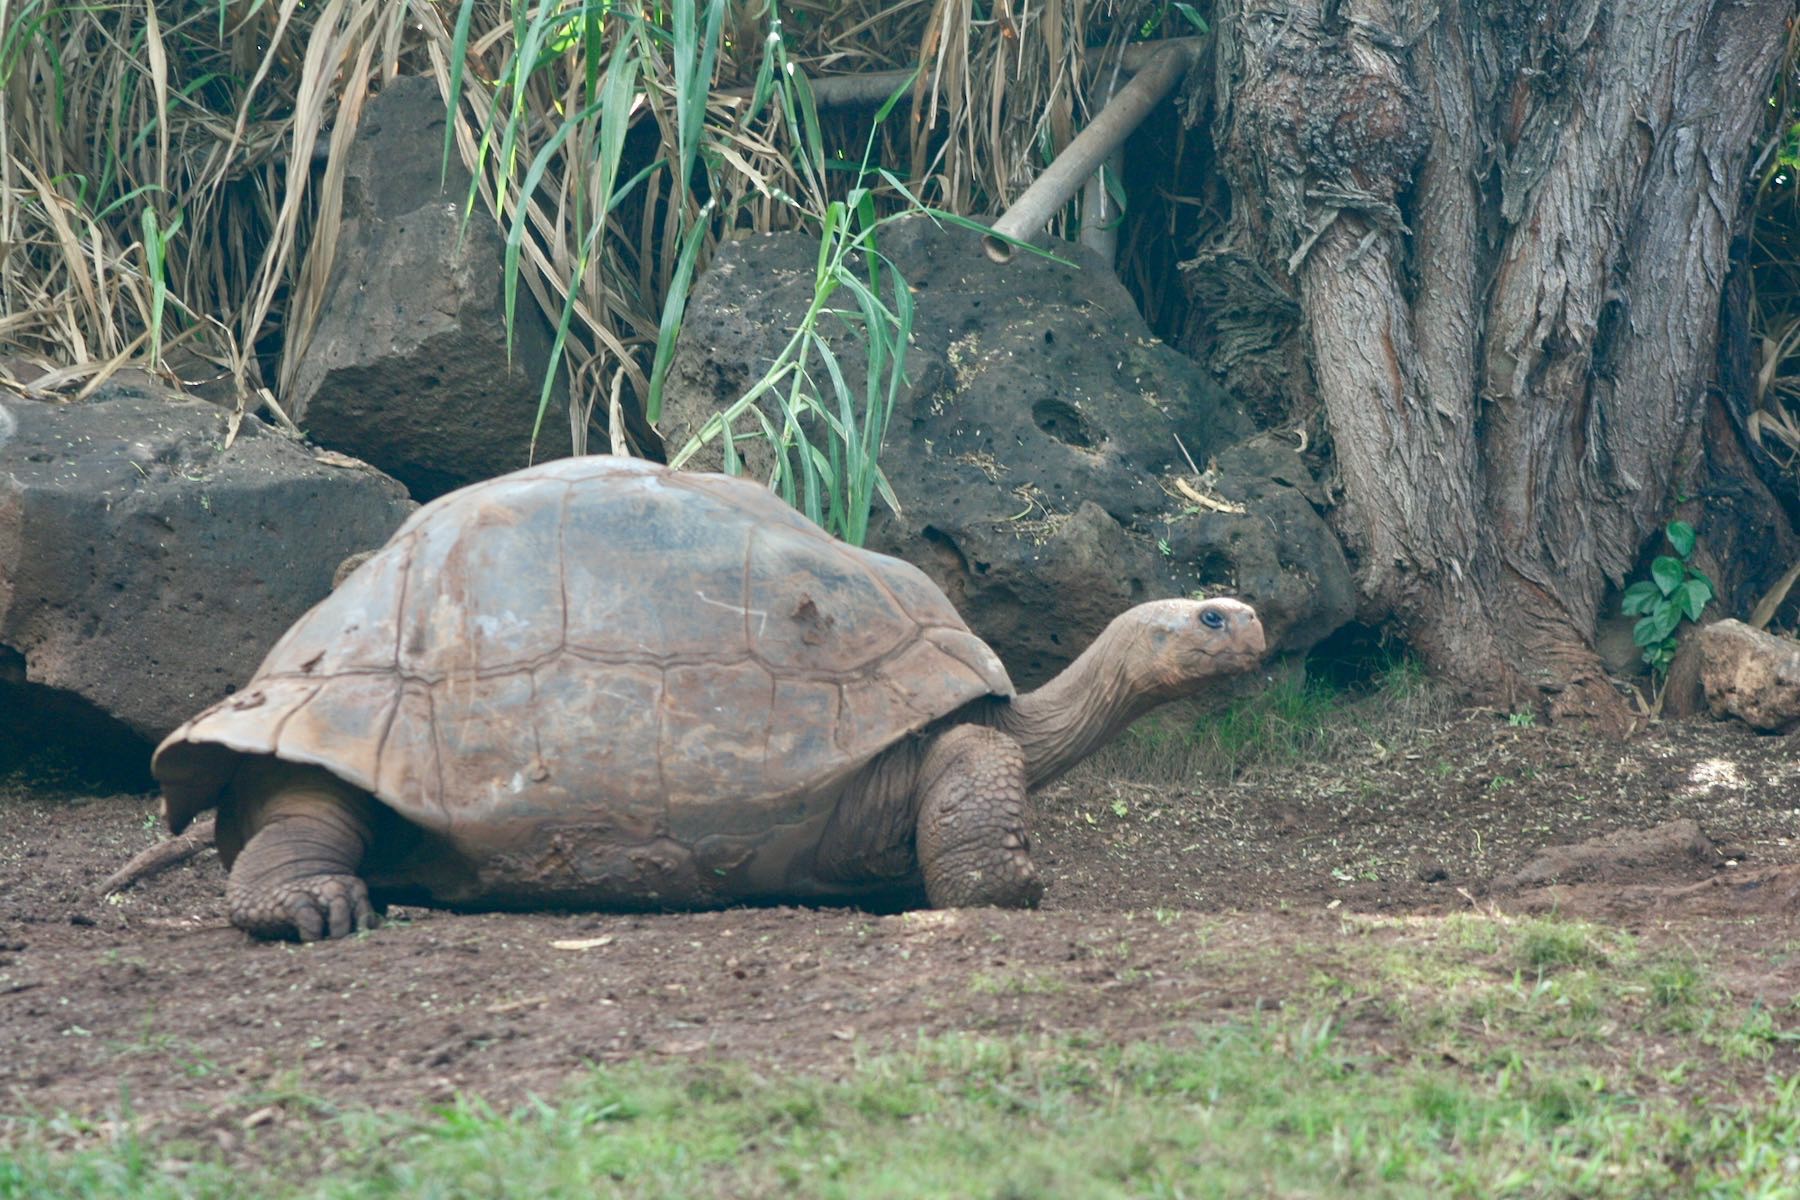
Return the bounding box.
[6,709,1800,1154]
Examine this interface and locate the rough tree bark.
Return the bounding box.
[1198,0,1793,721]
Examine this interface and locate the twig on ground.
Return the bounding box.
[98,815,216,898]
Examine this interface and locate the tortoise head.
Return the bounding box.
[1111,597,1266,700]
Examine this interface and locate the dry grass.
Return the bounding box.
[0,0,1190,455]
[0,0,416,405]
[1745,20,1800,469]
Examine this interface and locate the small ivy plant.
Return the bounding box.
[1621,520,1714,674]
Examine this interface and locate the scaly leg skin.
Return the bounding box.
[915,725,1043,908]
[224,761,382,941]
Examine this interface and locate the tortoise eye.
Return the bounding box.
[1200,608,1225,630]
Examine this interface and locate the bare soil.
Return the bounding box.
[6,711,1800,1154]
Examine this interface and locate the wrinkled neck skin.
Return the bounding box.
[989,619,1176,789]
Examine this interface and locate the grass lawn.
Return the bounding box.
[8,912,1800,1199]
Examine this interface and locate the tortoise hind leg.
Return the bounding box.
[915,725,1044,908]
[222,760,381,941]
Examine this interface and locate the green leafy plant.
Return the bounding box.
[668,51,940,548]
[1621,521,1715,674]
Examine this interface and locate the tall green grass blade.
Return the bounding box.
[782,350,825,528]
[872,68,918,125]
[581,2,602,105]
[719,413,741,475]
[503,100,595,317]
[93,184,163,222]
[671,325,809,466]
[670,0,727,194]
[790,67,825,194]
[810,325,855,435]
[491,1,567,355]
[836,266,903,545]
[761,22,824,207]
[531,248,587,457]
[744,9,780,124]
[0,0,55,88]
[443,0,478,184]
[594,29,640,202]
[634,0,729,429]
[644,198,714,425]
[814,199,841,283]
[139,205,181,368]
[818,319,862,540]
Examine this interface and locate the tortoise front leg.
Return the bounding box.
[223,761,381,941]
[915,725,1044,908]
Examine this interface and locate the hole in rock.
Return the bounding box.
[1031,399,1100,448]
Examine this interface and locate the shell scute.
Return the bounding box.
[258,540,408,677]
[526,659,664,842]
[397,477,566,676]
[373,682,442,826]
[273,674,400,796]
[560,474,752,659]
[659,659,785,836]
[746,524,915,674]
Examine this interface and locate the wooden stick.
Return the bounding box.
[98,815,216,897]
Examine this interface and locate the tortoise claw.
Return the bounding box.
[289,874,379,942]
[237,873,380,942]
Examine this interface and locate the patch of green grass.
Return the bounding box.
[1091,654,1446,786]
[1442,912,1506,954]
[11,912,1800,1198]
[1705,1000,1800,1064]
[1314,914,1731,1065]
[1646,953,1705,1011]
[1189,671,1346,776]
[1514,917,1615,971]
[11,1018,1800,1199]
[968,969,1068,997]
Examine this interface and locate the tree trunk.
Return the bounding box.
[1199,0,1793,722]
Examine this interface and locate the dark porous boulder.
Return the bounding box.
[0,383,416,750]
[660,216,1352,682]
[285,74,573,500]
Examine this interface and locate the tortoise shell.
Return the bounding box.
[153,457,1013,905]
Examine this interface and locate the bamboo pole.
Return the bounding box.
[983,42,1196,263]
[718,37,1203,109]
[1077,60,1132,267]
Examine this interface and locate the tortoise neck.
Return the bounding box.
[992,620,1161,789]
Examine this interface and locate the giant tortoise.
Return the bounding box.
[154,457,1264,940]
